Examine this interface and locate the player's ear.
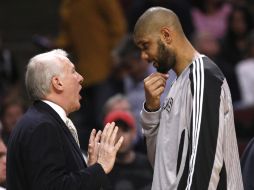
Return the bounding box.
[160,27,172,44]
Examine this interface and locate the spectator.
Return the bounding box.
[191,0,232,40]
[235,31,254,107]
[103,94,132,115]
[102,94,147,153]
[104,110,153,190]
[219,5,254,102]
[55,0,126,87]
[0,100,24,145]
[192,31,221,61]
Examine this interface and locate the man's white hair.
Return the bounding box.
[25,49,68,100]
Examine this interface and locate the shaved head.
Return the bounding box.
[133,7,193,75]
[134,7,184,40]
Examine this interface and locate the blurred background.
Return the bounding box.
[0,0,254,158]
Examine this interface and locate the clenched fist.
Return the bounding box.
[144,72,168,111]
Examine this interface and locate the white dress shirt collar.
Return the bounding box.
[42,100,67,123]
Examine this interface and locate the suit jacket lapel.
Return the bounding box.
[33,100,87,166]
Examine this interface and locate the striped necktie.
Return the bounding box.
[66,118,80,147]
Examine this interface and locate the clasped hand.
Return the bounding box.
[87,122,123,174]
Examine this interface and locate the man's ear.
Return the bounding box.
[51,76,64,91]
[160,27,172,44]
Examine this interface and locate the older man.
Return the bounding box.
[7,49,123,190]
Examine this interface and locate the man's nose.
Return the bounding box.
[79,73,84,85]
[141,51,149,61]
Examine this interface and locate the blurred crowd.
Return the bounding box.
[1,0,254,189]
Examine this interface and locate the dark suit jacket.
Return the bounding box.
[7,100,109,190]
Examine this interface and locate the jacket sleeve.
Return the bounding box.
[25,122,109,190]
[140,103,161,167]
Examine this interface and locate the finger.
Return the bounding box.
[144,74,159,84]
[109,126,118,145]
[105,122,115,143]
[145,82,166,99]
[158,72,169,79]
[144,72,168,83]
[88,143,93,154]
[152,86,166,97]
[95,130,102,144]
[88,137,95,153]
[144,75,167,88]
[144,72,161,82]
[156,72,169,79]
[145,75,167,88]
[89,129,96,146]
[155,77,167,87]
[163,74,169,79]
[94,130,102,151]
[114,136,124,152]
[101,123,110,143]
